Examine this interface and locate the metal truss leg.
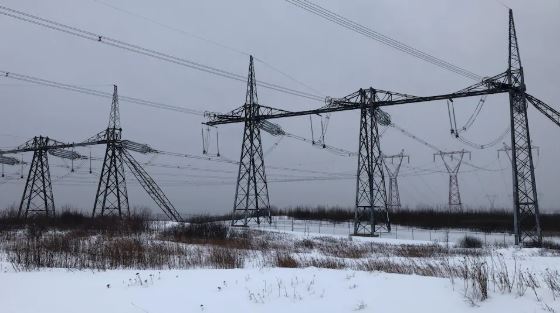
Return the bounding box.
[92,130,129,218]
[509,91,541,245]
[354,105,390,236]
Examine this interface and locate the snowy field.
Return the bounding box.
[1,265,557,313]
[1,222,559,313]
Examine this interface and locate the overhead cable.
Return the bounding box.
[284,0,482,81]
[0,5,324,101]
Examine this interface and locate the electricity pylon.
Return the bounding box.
[0,86,182,221]
[383,150,409,211]
[354,89,390,236]
[19,136,55,218]
[434,150,470,211]
[15,136,84,218]
[506,10,541,245]
[206,10,556,245]
[231,56,271,226]
[92,85,130,218]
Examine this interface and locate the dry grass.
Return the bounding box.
[2,220,559,308]
[207,247,245,269]
[274,252,299,268]
[3,219,560,308]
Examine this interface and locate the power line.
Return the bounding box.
[283,0,483,81]
[389,122,506,172]
[0,70,206,116]
[90,0,326,97]
[0,5,324,102]
[152,148,354,177]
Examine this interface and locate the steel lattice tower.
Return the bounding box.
[231,56,271,226]
[354,88,390,236]
[435,150,469,211]
[19,136,55,218]
[383,150,409,211]
[92,85,130,218]
[507,10,541,245]
[203,9,557,244]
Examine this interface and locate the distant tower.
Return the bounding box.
[19,136,55,218]
[383,150,409,211]
[434,150,470,211]
[92,85,129,218]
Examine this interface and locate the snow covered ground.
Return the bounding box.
[1,222,559,313]
[0,265,556,313]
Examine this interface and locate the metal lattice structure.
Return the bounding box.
[93,85,130,218]
[354,89,390,235]
[19,136,55,218]
[383,150,409,211]
[434,150,470,211]
[122,149,183,222]
[204,10,558,245]
[12,136,86,218]
[506,10,541,245]
[229,56,272,226]
[0,85,182,222]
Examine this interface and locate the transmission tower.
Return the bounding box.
[434,150,470,211]
[383,150,409,211]
[92,85,130,218]
[14,136,85,218]
[506,10,541,245]
[204,9,557,245]
[18,136,55,218]
[231,56,271,226]
[354,89,390,236]
[1,85,182,222]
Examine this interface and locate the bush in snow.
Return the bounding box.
[457,235,483,249]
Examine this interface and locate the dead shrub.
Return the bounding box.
[462,259,488,303]
[457,236,484,249]
[207,247,245,269]
[160,223,254,250]
[294,239,315,250]
[162,223,228,241]
[5,232,200,270]
[274,252,299,268]
[316,239,368,259]
[542,269,560,300]
[394,244,445,258]
[300,257,346,269]
[489,253,515,293]
[517,270,540,299]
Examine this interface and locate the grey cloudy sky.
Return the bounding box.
[0,0,559,216]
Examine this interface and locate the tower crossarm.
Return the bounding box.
[383,150,409,177]
[454,71,510,93]
[525,93,560,127]
[205,74,513,126]
[434,150,470,174]
[0,136,106,155]
[204,104,291,125]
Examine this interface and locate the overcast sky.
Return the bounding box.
[0,0,558,217]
